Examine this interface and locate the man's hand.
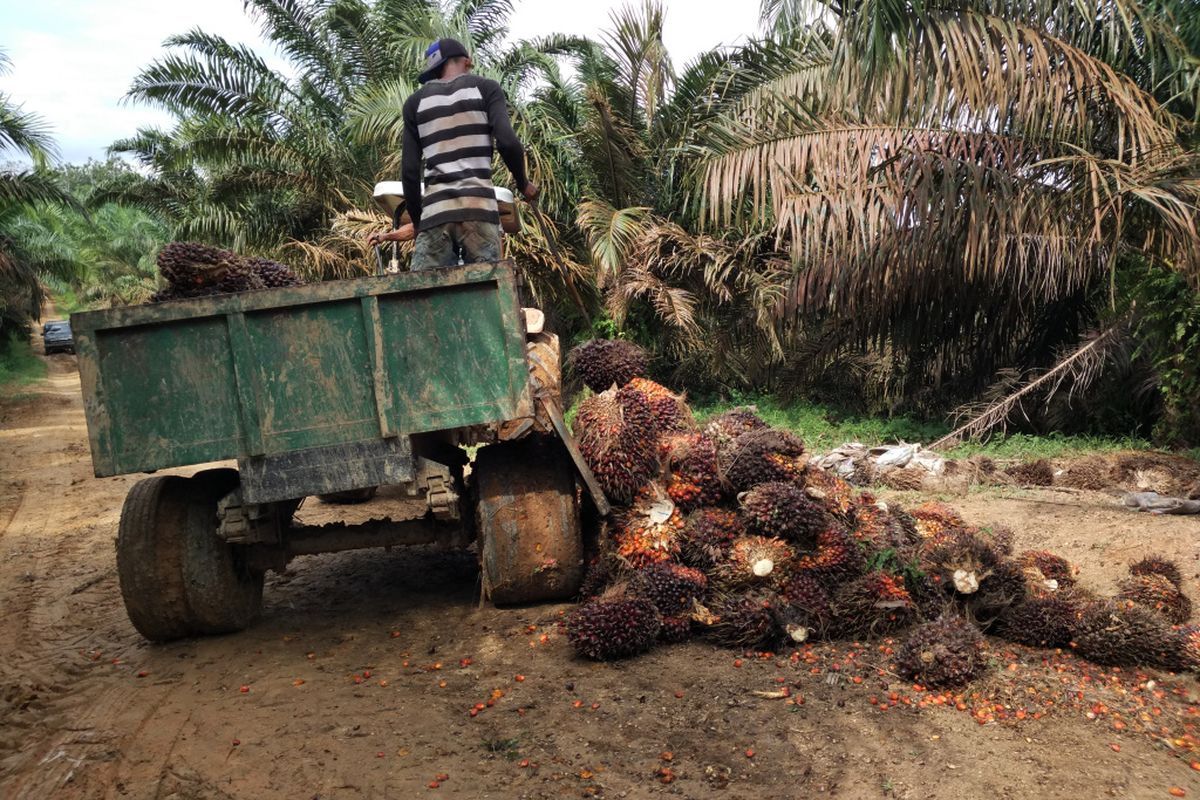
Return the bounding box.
[367,223,416,247]
[521,182,540,202]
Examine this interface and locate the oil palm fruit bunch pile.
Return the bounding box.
[739,481,826,549]
[895,615,985,688]
[564,342,1199,677]
[662,433,722,512]
[573,385,660,504]
[151,242,303,302]
[568,339,649,392]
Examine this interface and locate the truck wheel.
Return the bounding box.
[474,435,583,605]
[117,476,198,642]
[116,470,263,642]
[184,469,264,635]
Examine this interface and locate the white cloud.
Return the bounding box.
[1,0,763,164]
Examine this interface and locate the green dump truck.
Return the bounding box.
[72,261,607,642]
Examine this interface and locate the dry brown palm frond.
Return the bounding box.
[931,317,1131,449]
[282,209,393,281]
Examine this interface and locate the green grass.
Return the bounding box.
[0,335,47,389]
[689,395,1167,462]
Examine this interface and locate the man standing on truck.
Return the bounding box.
[368,38,539,268]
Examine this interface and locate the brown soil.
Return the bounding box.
[3,350,1200,799]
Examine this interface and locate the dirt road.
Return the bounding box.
[3,351,1200,799]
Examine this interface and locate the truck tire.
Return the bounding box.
[185,469,264,635]
[117,476,197,642]
[474,435,583,605]
[116,470,263,642]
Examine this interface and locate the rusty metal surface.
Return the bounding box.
[474,436,584,604]
[71,263,530,480]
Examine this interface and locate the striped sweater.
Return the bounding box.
[401,74,528,230]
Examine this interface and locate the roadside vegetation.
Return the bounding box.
[2,0,1199,454]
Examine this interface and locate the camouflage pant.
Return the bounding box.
[411,220,502,271]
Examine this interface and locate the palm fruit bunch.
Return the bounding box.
[833,571,916,638]
[774,573,835,643]
[658,615,694,643]
[739,481,826,550]
[1129,555,1184,588]
[573,385,660,504]
[964,559,1029,628]
[994,594,1082,648]
[707,592,776,650]
[802,465,855,516]
[662,433,722,512]
[579,556,615,599]
[214,259,267,294]
[703,407,767,447]
[680,507,744,570]
[850,498,912,563]
[244,256,303,288]
[568,339,648,393]
[611,487,684,567]
[894,615,985,688]
[627,377,692,432]
[630,562,708,617]
[156,241,239,287]
[714,535,794,592]
[720,428,807,493]
[1117,574,1192,624]
[908,501,968,542]
[1179,627,1200,672]
[1007,459,1055,486]
[1018,550,1077,589]
[1072,600,1188,670]
[918,526,1004,597]
[794,522,865,587]
[565,585,662,661]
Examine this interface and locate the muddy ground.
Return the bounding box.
[3,349,1200,799]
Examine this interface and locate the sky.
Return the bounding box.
[0,0,764,165]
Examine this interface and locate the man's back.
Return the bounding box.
[403,73,517,231]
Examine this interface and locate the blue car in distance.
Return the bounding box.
[42,320,74,355]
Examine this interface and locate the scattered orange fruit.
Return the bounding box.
[1169,788,1185,798]
[292,679,305,687]
[1110,743,1121,752]
[515,674,525,682]
[239,685,250,693]
[744,748,755,758]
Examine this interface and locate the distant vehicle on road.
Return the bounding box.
[42,320,74,354]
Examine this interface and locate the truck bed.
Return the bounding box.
[72,263,532,485]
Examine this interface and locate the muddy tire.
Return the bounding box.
[117,476,197,642]
[185,469,264,635]
[474,435,583,605]
[116,470,263,642]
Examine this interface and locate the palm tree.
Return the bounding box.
[688,0,1200,405]
[0,48,77,340]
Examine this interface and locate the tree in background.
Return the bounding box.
[0,48,76,342]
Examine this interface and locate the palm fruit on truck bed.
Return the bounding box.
[566,585,662,661]
[568,339,649,393]
[156,241,239,287]
[739,481,826,550]
[573,385,661,504]
[895,615,985,688]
